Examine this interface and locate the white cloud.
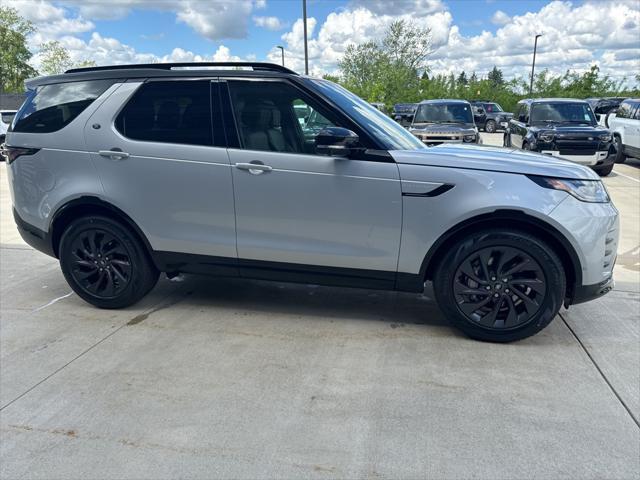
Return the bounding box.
[491,10,510,26]
[253,16,287,31]
[10,0,639,86]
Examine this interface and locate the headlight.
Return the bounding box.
[599,134,612,142]
[539,133,554,142]
[528,176,610,203]
[463,134,476,142]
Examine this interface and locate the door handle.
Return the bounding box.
[235,162,273,175]
[99,149,130,160]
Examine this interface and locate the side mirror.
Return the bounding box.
[316,127,359,157]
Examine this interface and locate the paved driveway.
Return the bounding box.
[1,137,638,479]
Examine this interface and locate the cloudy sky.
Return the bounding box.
[8,0,640,83]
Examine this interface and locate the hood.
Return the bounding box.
[390,144,600,180]
[410,123,475,134]
[532,124,608,136]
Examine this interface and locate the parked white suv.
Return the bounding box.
[0,110,17,150]
[608,98,640,163]
[5,63,619,342]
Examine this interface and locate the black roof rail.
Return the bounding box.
[65,62,297,75]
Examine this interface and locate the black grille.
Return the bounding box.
[559,148,596,155]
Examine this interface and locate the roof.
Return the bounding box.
[26,62,297,88]
[417,99,470,105]
[518,98,590,104]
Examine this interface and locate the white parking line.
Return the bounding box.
[32,292,73,312]
[614,171,640,183]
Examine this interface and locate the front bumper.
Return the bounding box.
[571,276,615,305]
[548,195,619,304]
[540,150,609,166]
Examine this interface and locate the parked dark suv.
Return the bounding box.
[505,98,614,176]
[409,99,480,146]
[392,103,417,127]
[470,101,513,133]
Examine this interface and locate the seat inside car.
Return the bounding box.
[240,100,296,152]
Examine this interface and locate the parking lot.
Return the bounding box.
[1,133,638,479]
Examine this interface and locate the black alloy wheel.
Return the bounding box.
[59,216,159,308]
[452,246,546,330]
[433,229,565,342]
[68,229,132,298]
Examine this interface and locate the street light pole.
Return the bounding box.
[302,0,309,75]
[529,34,542,95]
[276,45,285,67]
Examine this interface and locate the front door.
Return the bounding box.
[224,79,402,278]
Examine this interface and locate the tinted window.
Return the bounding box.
[617,101,633,119]
[13,80,114,133]
[530,102,596,125]
[484,103,503,113]
[633,104,640,120]
[116,81,213,146]
[228,80,340,154]
[309,79,425,150]
[413,103,473,124]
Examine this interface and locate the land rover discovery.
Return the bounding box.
[5,63,618,342]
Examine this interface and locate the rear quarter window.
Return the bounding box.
[12,80,115,133]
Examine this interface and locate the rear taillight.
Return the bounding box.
[3,146,40,164]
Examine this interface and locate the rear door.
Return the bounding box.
[84,79,237,262]
[223,78,402,281]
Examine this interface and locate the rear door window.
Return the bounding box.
[115,81,213,146]
[12,80,115,133]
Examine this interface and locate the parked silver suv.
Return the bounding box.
[6,63,618,342]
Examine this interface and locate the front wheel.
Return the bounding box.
[594,163,614,176]
[433,229,565,342]
[485,120,497,133]
[59,215,159,309]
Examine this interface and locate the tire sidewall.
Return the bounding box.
[433,230,566,342]
[485,120,496,133]
[59,216,157,309]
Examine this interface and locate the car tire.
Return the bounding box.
[613,136,626,164]
[433,229,565,342]
[59,215,159,309]
[485,120,497,133]
[594,164,614,176]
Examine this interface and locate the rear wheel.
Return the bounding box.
[59,215,159,309]
[485,120,497,133]
[433,229,565,342]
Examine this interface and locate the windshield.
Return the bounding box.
[484,103,503,113]
[413,103,473,124]
[530,102,596,125]
[308,79,425,150]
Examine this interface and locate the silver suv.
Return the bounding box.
[6,63,618,342]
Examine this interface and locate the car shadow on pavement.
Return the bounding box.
[154,273,452,329]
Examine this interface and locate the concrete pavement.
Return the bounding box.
[1,137,638,479]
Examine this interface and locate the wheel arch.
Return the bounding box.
[420,209,582,302]
[50,196,155,265]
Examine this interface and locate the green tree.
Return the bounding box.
[39,41,74,75]
[0,6,38,93]
[487,66,504,88]
[457,71,468,88]
[339,20,432,107]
